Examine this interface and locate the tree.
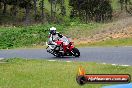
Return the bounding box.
[69,0,113,23]
[48,0,54,20]
[48,0,66,21]
[10,5,18,17]
[39,0,45,19]
[60,0,66,15]
[33,0,37,19]
[19,0,33,25]
[2,0,7,14]
[119,0,124,10]
[0,2,2,9]
[119,0,132,14]
[8,0,19,17]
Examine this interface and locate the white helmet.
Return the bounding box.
[50,27,57,35]
[50,27,56,31]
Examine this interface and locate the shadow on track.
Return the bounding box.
[48,56,80,60]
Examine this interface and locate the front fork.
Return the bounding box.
[46,45,62,56]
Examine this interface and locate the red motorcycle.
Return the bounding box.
[46,36,80,57]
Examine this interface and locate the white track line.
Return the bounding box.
[120,65,130,67]
[66,61,72,63]
[102,63,106,65]
[0,58,6,63]
[48,60,56,62]
[0,58,4,60]
[101,62,130,67]
[48,60,72,63]
[111,64,118,66]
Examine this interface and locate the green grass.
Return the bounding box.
[65,22,104,39]
[0,22,104,49]
[88,38,132,47]
[0,58,132,88]
[0,23,132,49]
[0,24,65,49]
[111,0,121,10]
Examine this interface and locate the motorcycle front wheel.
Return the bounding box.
[72,48,80,57]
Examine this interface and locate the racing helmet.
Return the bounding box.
[50,27,56,35]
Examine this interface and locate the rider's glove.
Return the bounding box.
[52,42,57,45]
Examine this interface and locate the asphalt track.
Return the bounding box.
[0,46,132,65]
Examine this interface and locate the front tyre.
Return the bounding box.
[72,48,80,57]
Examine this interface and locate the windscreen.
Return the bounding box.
[60,36,70,45]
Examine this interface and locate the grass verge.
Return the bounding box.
[0,24,65,49]
[77,38,132,47]
[0,22,103,49]
[0,58,132,88]
[0,21,131,49]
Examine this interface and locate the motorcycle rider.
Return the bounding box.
[47,27,80,57]
[48,27,63,50]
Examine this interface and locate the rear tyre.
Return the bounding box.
[72,48,80,57]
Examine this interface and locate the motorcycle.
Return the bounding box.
[46,35,80,57]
